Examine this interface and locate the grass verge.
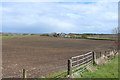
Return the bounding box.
[75,55,118,78]
[45,70,67,78]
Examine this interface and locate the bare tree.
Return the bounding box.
[112,27,119,34]
[112,27,119,50]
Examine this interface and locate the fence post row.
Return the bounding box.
[68,59,72,77]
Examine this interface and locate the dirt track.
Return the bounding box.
[2,36,114,78]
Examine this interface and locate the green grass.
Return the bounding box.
[0,35,32,39]
[68,36,112,40]
[75,55,118,78]
[45,70,67,78]
[85,37,113,40]
[34,70,67,79]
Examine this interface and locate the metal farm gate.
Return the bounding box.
[67,51,94,77]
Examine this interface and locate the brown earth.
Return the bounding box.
[2,36,114,78]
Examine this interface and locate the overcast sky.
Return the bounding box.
[1,1,118,34]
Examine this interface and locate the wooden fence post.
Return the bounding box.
[23,69,27,79]
[92,52,95,65]
[68,59,72,77]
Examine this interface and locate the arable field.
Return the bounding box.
[2,36,114,78]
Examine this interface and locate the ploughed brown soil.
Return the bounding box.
[2,36,114,78]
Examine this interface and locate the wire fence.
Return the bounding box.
[21,49,118,79]
[67,49,118,77]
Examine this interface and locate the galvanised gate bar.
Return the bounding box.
[68,51,94,77]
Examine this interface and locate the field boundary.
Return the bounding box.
[66,49,118,78]
[21,49,118,78]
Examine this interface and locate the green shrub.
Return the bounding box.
[41,34,50,36]
[81,35,88,39]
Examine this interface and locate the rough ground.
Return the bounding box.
[2,36,114,78]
